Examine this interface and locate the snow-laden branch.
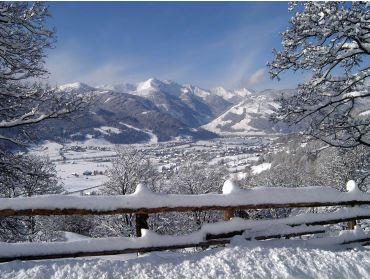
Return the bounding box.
[0,2,94,146]
[268,2,370,148]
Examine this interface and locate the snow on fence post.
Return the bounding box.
[346,180,359,230]
[222,180,240,221]
[133,184,150,237]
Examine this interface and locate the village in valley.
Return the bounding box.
[30,136,273,195]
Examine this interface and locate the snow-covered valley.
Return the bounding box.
[28,136,269,194]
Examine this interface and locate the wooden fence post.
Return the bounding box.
[347,205,356,230]
[224,208,234,221]
[136,213,149,237]
[346,181,358,230]
[348,219,356,230]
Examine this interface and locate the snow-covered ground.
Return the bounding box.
[1,239,369,278]
[55,160,110,193]
[8,138,370,278]
[251,162,272,174]
[29,140,115,193]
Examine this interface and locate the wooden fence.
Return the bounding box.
[0,181,369,262]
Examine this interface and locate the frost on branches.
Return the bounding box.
[269,2,370,148]
[0,2,91,147]
[0,2,91,242]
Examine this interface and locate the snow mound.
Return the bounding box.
[346,180,360,193]
[222,180,242,194]
[1,241,369,278]
[133,184,153,197]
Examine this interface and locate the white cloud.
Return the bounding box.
[80,64,127,86]
[45,50,134,86]
[223,53,255,89]
[247,68,265,86]
[45,51,84,86]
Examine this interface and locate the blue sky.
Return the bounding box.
[46,2,303,90]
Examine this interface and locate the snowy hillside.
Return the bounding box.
[38,85,218,143]
[202,89,296,136]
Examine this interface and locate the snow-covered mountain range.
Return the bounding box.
[94,78,253,127]
[40,79,295,144]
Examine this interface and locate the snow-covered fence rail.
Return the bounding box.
[0,180,369,262]
[205,207,370,240]
[1,181,370,217]
[2,226,369,263]
[0,208,369,263]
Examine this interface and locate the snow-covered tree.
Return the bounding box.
[268,2,370,148]
[0,154,63,198]
[152,162,227,235]
[0,2,90,147]
[244,136,369,191]
[0,155,64,242]
[97,147,161,237]
[103,146,160,196]
[241,135,369,219]
[0,2,91,242]
[170,162,226,196]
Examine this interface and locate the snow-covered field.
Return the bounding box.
[55,160,110,193]
[29,140,114,193]
[1,239,369,278]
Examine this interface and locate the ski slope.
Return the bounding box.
[119,122,158,144]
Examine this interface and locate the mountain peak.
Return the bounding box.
[96,83,136,93]
[211,86,252,101]
[234,88,253,96]
[137,78,163,91]
[58,82,94,92]
[134,78,184,98]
